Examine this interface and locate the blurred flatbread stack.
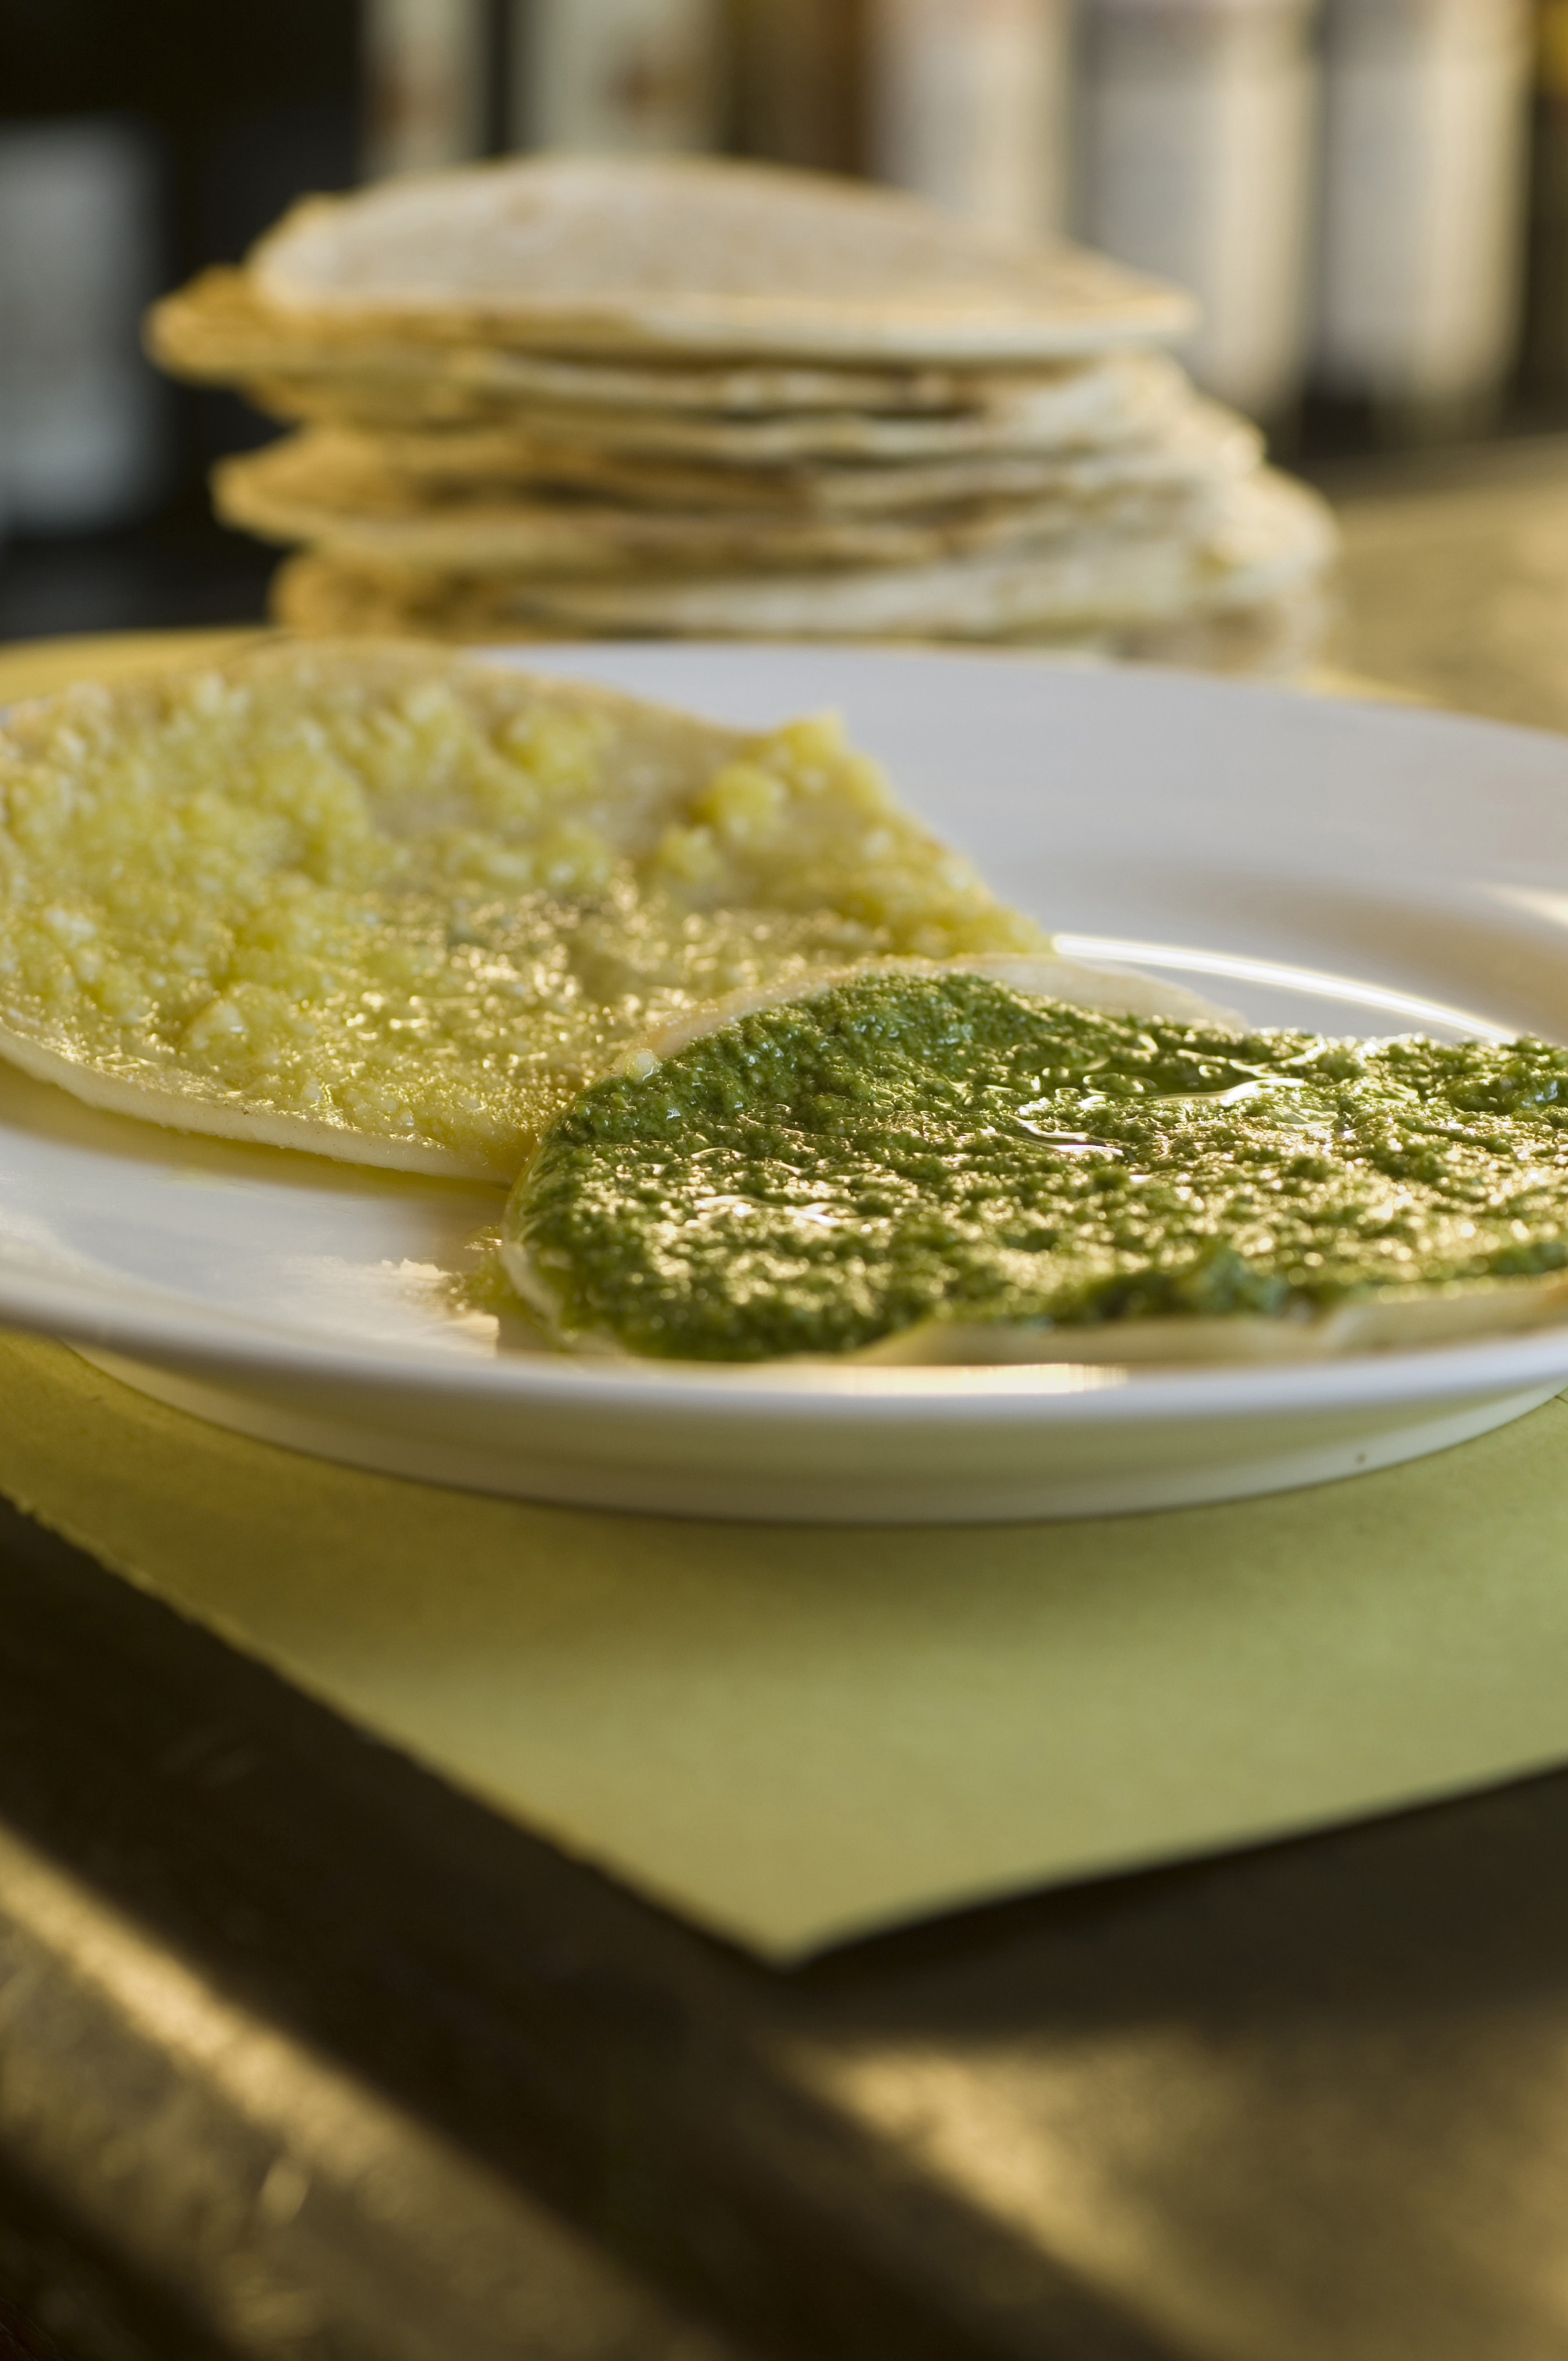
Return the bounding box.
[149,156,1336,671]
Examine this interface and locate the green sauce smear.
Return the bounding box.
[505,971,1568,1362]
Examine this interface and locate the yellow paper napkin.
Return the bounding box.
[5,1332,1568,1959]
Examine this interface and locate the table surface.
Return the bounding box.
[1326,433,1568,735]
[8,463,1568,2361]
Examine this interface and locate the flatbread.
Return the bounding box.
[219,473,1212,577]
[634,953,1239,1056]
[0,641,1046,1181]
[226,393,1249,529]
[1103,577,1332,678]
[150,267,1169,420]
[275,561,1332,679]
[272,351,1190,469]
[242,351,1192,467]
[214,408,1254,576]
[249,352,1177,450]
[489,441,1243,520]
[248,154,1195,364]
[268,530,1332,669]
[855,1281,1568,1361]
[303,470,1329,642]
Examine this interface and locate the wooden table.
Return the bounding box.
[1326,430,1568,732]
[7,544,1568,2359]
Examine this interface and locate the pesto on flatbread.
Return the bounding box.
[505,968,1568,1365]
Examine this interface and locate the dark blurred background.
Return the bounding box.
[0,0,364,637]
[3,0,1566,644]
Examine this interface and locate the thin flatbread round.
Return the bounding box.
[636,953,1239,1056]
[339,470,1333,641]
[558,440,1229,518]
[214,410,1254,577]
[248,154,1195,364]
[235,354,1193,468]
[1104,578,1332,678]
[251,350,1181,451]
[149,269,1174,420]
[0,640,1046,1181]
[224,481,1215,578]
[854,1281,1568,1361]
[218,367,1218,517]
[240,410,1233,522]
[268,547,1332,674]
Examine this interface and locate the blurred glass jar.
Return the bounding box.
[1073,0,1319,425]
[0,117,167,536]
[362,0,488,177]
[1312,0,1531,437]
[1520,0,1568,400]
[514,0,725,153]
[866,0,1073,239]
[727,0,866,174]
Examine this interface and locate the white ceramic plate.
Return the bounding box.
[8,642,1568,1523]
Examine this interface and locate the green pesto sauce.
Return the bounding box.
[504,972,1568,1363]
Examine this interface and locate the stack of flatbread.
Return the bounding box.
[148,155,1336,670]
